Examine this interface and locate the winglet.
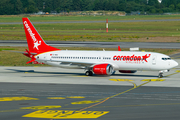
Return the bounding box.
[118,46,121,51]
[22,18,60,54]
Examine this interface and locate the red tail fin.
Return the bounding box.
[22,18,59,54]
[118,46,121,51]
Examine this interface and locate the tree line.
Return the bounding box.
[1,0,180,15]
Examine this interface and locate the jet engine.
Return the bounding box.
[93,64,114,75]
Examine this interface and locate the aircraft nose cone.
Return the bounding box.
[173,60,179,67]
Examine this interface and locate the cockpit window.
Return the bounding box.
[162,57,171,60]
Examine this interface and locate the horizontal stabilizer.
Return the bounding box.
[3,50,37,55]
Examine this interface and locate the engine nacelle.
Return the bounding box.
[119,70,137,73]
[93,64,114,75]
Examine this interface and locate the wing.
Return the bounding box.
[46,59,95,68]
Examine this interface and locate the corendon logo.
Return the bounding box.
[24,21,41,50]
[113,54,151,62]
[94,68,106,74]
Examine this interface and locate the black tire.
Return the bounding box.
[85,71,93,76]
[158,73,163,78]
[89,71,93,76]
[85,71,89,76]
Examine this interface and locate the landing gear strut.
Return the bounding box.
[85,71,93,76]
[158,71,163,78]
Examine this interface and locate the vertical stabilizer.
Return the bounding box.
[22,18,59,54]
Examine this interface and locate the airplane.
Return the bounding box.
[21,17,178,78]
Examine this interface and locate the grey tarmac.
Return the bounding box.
[0,59,180,119]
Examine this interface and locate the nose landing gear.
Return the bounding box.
[158,72,163,78]
[158,70,169,78]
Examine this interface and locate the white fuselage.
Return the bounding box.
[35,50,178,71]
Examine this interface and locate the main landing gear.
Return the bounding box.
[85,71,93,76]
[85,67,93,76]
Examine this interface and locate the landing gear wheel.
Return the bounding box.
[158,73,163,78]
[85,71,93,76]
